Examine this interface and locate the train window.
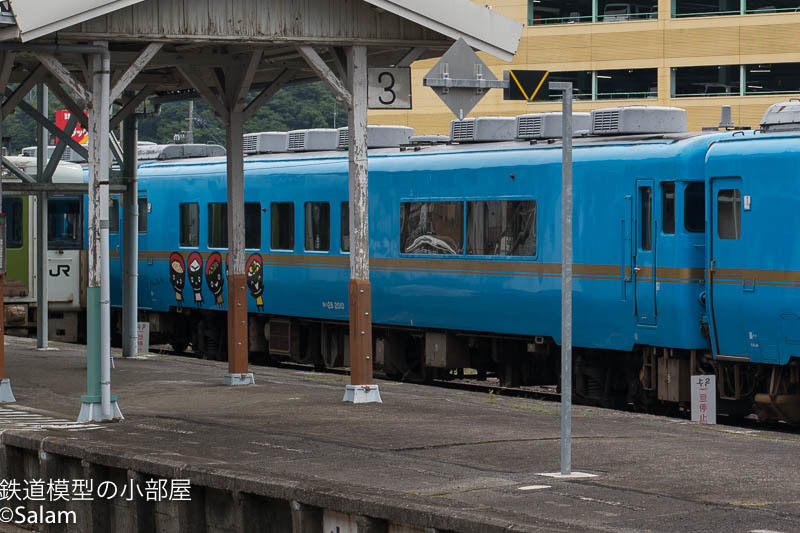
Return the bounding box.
[179,203,199,247]
[208,203,227,248]
[2,198,23,249]
[717,189,741,240]
[271,202,294,251]
[207,202,261,249]
[640,187,652,251]
[400,202,463,255]
[48,197,82,250]
[684,182,705,232]
[341,202,349,252]
[662,182,675,234]
[304,202,330,251]
[138,197,148,233]
[109,197,119,233]
[467,200,537,256]
[245,203,261,249]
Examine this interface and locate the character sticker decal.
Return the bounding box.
[205,251,225,307]
[168,252,186,311]
[246,254,264,311]
[187,251,204,306]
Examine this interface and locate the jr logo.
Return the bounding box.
[49,265,70,277]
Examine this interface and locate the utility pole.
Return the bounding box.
[187,100,194,144]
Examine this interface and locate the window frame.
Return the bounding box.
[340,202,350,253]
[400,199,465,257]
[3,197,24,250]
[683,182,705,233]
[717,188,742,240]
[270,202,295,252]
[47,196,83,250]
[137,195,148,233]
[465,198,539,259]
[661,181,676,235]
[179,202,200,248]
[207,202,227,249]
[304,201,331,252]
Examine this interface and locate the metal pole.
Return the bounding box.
[343,45,380,403]
[186,100,194,144]
[121,111,138,357]
[550,81,573,475]
[222,109,252,385]
[0,64,14,402]
[36,83,48,349]
[79,43,121,421]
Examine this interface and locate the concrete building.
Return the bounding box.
[370,0,800,133]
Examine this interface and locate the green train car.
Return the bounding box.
[3,156,86,342]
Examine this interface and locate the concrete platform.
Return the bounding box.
[2,335,800,532]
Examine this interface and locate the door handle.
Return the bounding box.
[633,266,641,272]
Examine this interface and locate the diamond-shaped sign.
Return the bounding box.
[423,38,497,119]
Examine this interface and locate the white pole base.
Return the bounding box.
[223,372,255,386]
[343,384,382,404]
[0,379,16,403]
[538,472,598,480]
[77,401,123,422]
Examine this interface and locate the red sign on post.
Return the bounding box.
[55,110,88,144]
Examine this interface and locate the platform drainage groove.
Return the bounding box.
[0,407,105,432]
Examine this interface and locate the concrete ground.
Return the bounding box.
[2,335,799,532]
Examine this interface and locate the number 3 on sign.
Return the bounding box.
[367,67,412,109]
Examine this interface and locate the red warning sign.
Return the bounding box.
[55,109,88,144]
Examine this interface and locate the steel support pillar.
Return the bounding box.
[343,45,380,404]
[0,65,14,401]
[121,112,138,357]
[79,43,122,421]
[222,110,253,386]
[36,83,48,350]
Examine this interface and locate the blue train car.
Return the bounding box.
[109,108,751,409]
[704,102,800,420]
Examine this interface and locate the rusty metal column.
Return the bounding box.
[121,112,138,357]
[343,45,380,403]
[0,94,15,402]
[223,109,253,386]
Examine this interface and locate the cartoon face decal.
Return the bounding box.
[187,251,204,305]
[168,252,185,311]
[246,254,264,311]
[205,252,225,307]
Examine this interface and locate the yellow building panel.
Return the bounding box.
[665,26,740,58]
[591,30,664,61]
[741,23,800,55]
[525,33,592,64]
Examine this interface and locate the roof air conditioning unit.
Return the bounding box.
[60,146,87,163]
[516,112,592,139]
[243,132,288,154]
[410,135,450,145]
[760,101,800,132]
[137,143,226,161]
[450,117,516,142]
[336,125,415,149]
[287,129,339,152]
[591,106,688,135]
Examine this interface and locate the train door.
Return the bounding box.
[708,177,746,358]
[634,179,656,325]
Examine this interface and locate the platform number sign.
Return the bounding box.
[368,67,411,109]
[0,212,5,276]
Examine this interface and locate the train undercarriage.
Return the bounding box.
[128,308,800,424]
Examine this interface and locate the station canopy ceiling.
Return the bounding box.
[0,0,522,106]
